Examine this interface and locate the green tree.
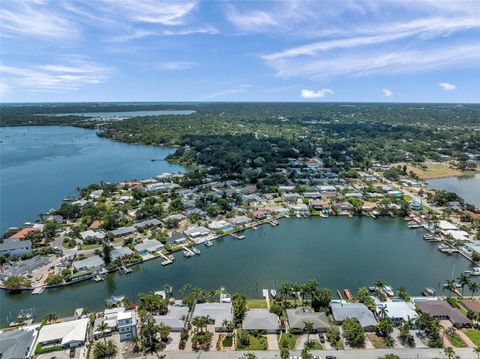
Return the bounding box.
[342,317,365,348]
[304,320,314,344]
[3,276,31,290]
[97,321,109,344]
[457,273,471,297]
[232,293,247,325]
[280,347,290,359]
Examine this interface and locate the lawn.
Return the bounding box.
[446,333,467,348]
[80,244,98,250]
[278,333,299,350]
[398,162,477,180]
[246,299,268,310]
[238,333,267,350]
[367,333,387,349]
[222,336,233,348]
[464,329,480,346]
[305,341,323,350]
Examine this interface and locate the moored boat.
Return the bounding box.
[383,285,394,297]
[270,289,277,298]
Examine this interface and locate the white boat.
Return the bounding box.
[192,247,201,255]
[422,287,436,296]
[205,240,213,247]
[270,289,277,298]
[383,285,394,297]
[183,249,193,258]
[470,267,480,276]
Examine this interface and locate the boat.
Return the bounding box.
[191,247,201,255]
[469,267,480,276]
[120,265,132,274]
[421,287,436,296]
[344,289,353,301]
[63,195,75,201]
[182,249,194,258]
[383,285,395,297]
[205,240,213,247]
[270,289,277,298]
[438,244,449,252]
[408,221,421,229]
[231,233,245,240]
[423,233,436,241]
[368,286,377,292]
[93,273,104,282]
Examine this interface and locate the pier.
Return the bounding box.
[159,252,174,265]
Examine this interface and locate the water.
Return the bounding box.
[427,174,480,207]
[1,217,474,327]
[0,126,185,232]
[48,110,195,118]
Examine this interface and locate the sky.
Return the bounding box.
[0,0,479,103]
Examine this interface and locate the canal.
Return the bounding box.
[1,217,475,327]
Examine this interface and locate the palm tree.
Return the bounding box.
[300,284,309,305]
[444,279,456,293]
[457,273,471,297]
[44,313,57,323]
[377,304,389,320]
[304,320,314,344]
[279,282,291,301]
[474,345,480,359]
[104,340,117,358]
[291,283,301,306]
[129,337,141,353]
[469,281,480,299]
[444,346,456,359]
[141,318,160,353]
[97,321,108,344]
[306,279,318,301]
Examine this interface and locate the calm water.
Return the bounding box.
[0,126,185,232]
[50,110,195,117]
[1,217,474,327]
[427,174,480,207]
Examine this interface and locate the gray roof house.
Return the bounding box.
[193,303,233,330]
[416,300,470,326]
[72,255,104,272]
[0,240,32,257]
[165,232,187,245]
[134,240,163,253]
[242,309,280,333]
[111,226,137,237]
[0,329,36,359]
[330,302,377,331]
[286,307,330,332]
[134,219,162,229]
[154,306,189,331]
[111,246,134,261]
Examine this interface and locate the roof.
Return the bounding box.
[37,318,89,346]
[72,255,104,270]
[154,306,189,330]
[286,307,329,330]
[0,329,36,359]
[0,239,31,251]
[243,309,279,331]
[111,226,137,237]
[111,246,133,261]
[134,239,163,252]
[437,220,459,231]
[134,219,162,228]
[184,226,211,237]
[88,220,103,230]
[330,302,377,328]
[193,302,232,327]
[8,228,38,240]
[460,299,480,313]
[417,300,470,325]
[166,231,186,243]
[376,301,418,321]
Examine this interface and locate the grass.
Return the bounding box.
[278,332,299,350]
[80,244,98,250]
[463,329,480,346]
[305,341,323,350]
[238,333,267,350]
[246,299,268,309]
[398,162,478,180]
[367,333,387,349]
[446,333,467,348]
[222,336,233,347]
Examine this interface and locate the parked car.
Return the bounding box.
[319,333,325,343]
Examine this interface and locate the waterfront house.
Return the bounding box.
[208,220,233,233]
[0,239,32,257]
[111,246,134,261]
[290,203,310,215]
[111,226,137,238]
[251,210,269,220]
[165,231,188,246]
[460,299,480,314]
[282,193,301,203]
[303,192,322,199]
[242,309,280,333]
[93,307,137,341]
[345,192,363,199]
[90,189,103,199]
[37,318,89,348]
[184,226,212,243]
[72,255,104,272]
[387,190,403,198]
[0,328,37,359]
[286,307,329,332]
[154,305,189,332]
[227,215,252,227]
[278,186,295,193]
[44,214,64,224]
[134,239,163,254]
[310,199,330,212]
[410,198,423,211]
[317,185,337,194]
[8,228,39,240]
[330,302,377,331]
[134,219,162,229]
[416,300,470,327]
[375,301,418,324]
[192,302,233,331]
[361,202,377,212]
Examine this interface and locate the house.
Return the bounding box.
[286,307,329,332]
[416,300,470,326]
[208,220,233,233]
[310,199,330,212]
[290,203,310,215]
[303,192,322,199]
[460,299,480,313]
[134,219,162,229]
[330,302,377,331]
[192,302,233,331]
[282,193,301,203]
[111,226,137,237]
[317,185,337,194]
[8,228,39,240]
[134,240,163,254]
[165,232,188,246]
[72,255,104,272]
[376,301,418,324]
[184,226,212,243]
[227,216,252,227]
[361,202,377,212]
[37,318,89,348]
[0,239,32,257]
[44,215,64,224]
[251,210,269,219]
[88,220,103,230]
[162,214,186,224]
[111,246,134,261]
[79,230,105,241]
[410,199,423,211]
[0,328,37,359]
[154,305,189,332]
[242,309,279,333]
[387,190,403,198]
[93,307,137,342]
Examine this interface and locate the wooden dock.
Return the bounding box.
[32,287,45,295]
[262,289,271,309]
[159,252,174,265]
[344,289,353,301]
[336,290,344,300]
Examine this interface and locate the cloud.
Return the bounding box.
[226,7,277,30]
[0,1,78,39]
[439,82,457,91]
[108,26,218,42]
[383,88,393,97]
[0,58,111,91]
[156,62,196,71]
[301,88,334,98]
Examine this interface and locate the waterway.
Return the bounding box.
[1,217,475,327]
[0,126,185,232]
[427,174,480,207]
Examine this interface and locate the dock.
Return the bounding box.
[159,252,174,265]
[231,233,245,240]
[183,247,196,257]
[336,290,344,300]
[32,287,45,295]
[344,289,353,301]
[262,289,271,309]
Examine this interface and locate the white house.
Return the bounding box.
[37,318,89,348]
[0,239,32,257]
[93,308,137,342]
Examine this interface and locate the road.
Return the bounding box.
[147,348,476,359]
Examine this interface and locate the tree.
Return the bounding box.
[192,316,210,333]
[241,353,257,359]
[93,340,117,359]
[232,293,247,325]
[356,287,376,311]
[140,317,160,353]
[158,323,171,342]
[280,347,290,359]
[396,286,410,301]
[444,347,456,359]
[304,320,314,344]
[279,282,291,301]
[377,304,389,320]
[469,281,480,298]
[474,346,480,359]
[457,273,471,297]
[312,288,332,311]
[97,321,109,344]
[342,317,365,348]
[136,292,168,315]
[291,283,300,306]
[102,242,112,265]
[44,313,57,323]
[3,276,31,290]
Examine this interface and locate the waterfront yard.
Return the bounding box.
[463,329,480,346]
[246,299,268,309]
[399,162,478,180]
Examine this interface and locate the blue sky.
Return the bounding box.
[1,0,479,103]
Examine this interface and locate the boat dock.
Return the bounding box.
[183,247,196,258]
[344,288,353,301]
[231,233,245,240]
[262,289,271,309]
[32,287,45,295]
[336,290,344,300]
[269,219,279,226]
